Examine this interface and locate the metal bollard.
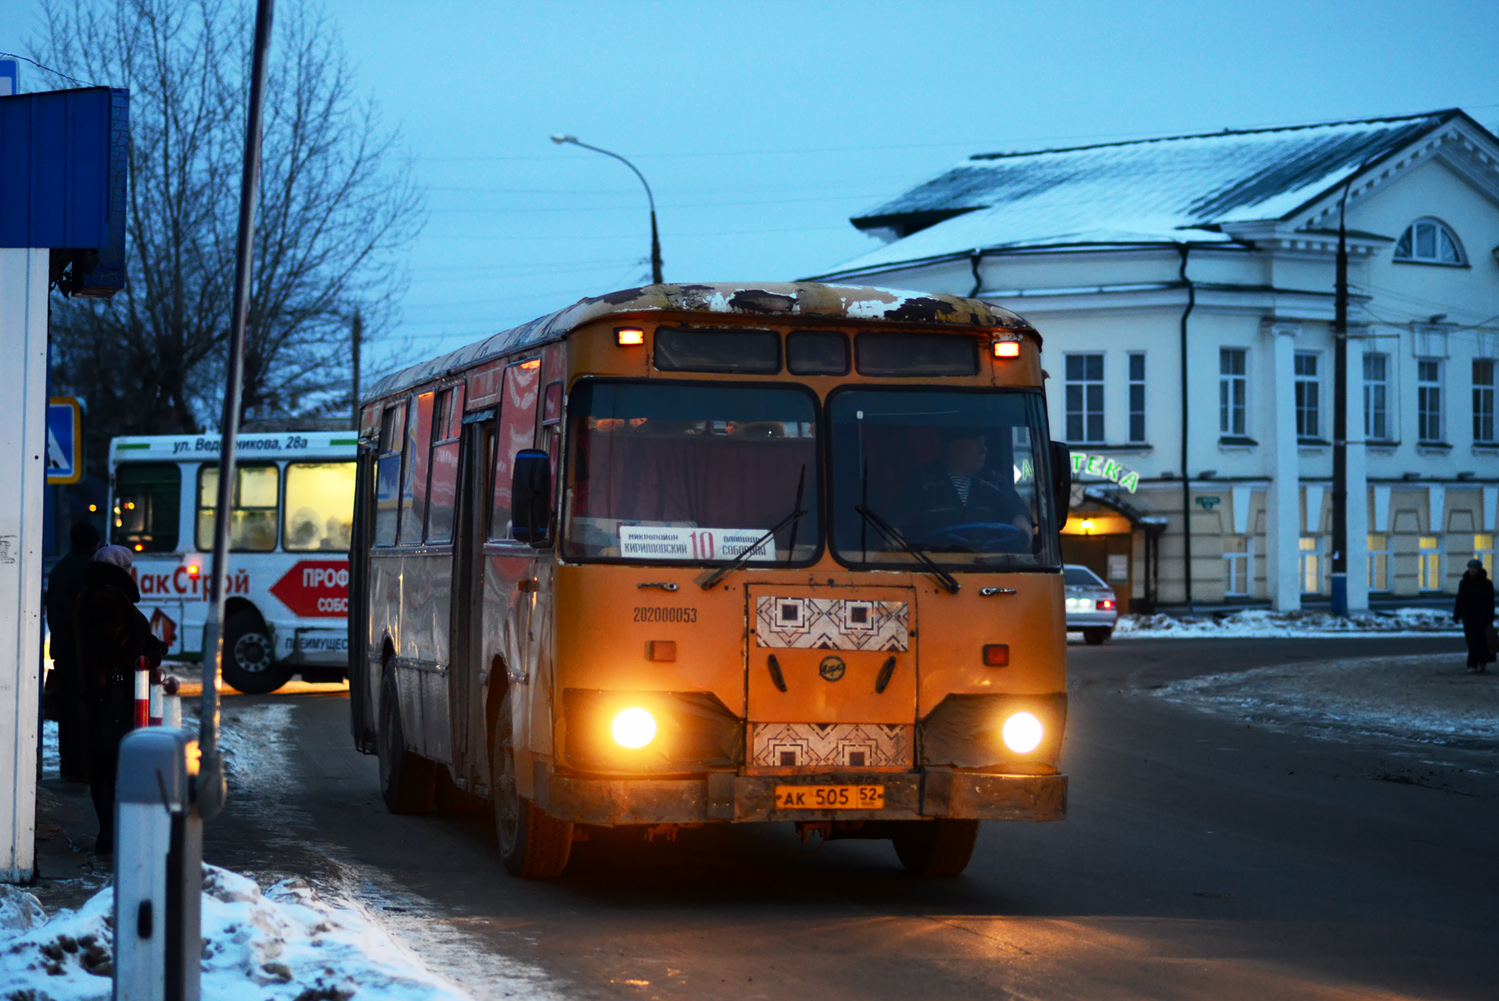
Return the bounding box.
[162,677,182,730]
[133,656,150,730]
[114,728,202,1001]
[148,667,163,727]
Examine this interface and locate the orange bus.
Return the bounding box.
[349,283,1071,878]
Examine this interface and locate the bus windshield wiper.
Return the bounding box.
[697,505,806,591]
[853,504,961,594]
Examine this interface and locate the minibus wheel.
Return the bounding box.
[891,818,980,876]
[222,611,291,694]
[377,673,435,814]
[493,692,572,878]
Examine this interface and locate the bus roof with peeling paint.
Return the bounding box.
[365,282,1040,403]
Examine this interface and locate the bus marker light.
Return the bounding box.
[616,328,645,346]
[993,341,1021,359]
[982,644,1009,667]
[1002,712,1043,753]
[612,708,657,749]
[647,640,676,662]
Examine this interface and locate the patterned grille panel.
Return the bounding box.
[750,722,914,769]
[754,596,908,651]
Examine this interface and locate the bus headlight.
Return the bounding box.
[1001,712,1044,753]
[611,708,657,749]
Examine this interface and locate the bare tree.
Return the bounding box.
[34,0,423,469]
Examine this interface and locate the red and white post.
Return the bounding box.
[133,656,150,730]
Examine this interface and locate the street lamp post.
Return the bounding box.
[551,135,663,285]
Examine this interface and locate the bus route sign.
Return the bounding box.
[269,560,350,618]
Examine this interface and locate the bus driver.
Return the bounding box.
[897,428,1032,550]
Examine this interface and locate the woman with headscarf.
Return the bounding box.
[73,545,167,855]
[1454,559,1496,674]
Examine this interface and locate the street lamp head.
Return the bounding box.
[551,134,576,145]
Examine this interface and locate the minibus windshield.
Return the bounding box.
[565,381,821,564]
[828,388,1060,570]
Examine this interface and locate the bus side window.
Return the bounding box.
[197,464,279,552]
[489,361,541,541]
[426,385,465,544]
[285,461,357,551]
[374,402,406,546]
[399,392,435,546]
[113,463,182,553]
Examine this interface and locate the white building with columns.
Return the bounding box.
[809,110,1499,611]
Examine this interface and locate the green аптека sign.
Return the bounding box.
[1070,452,1140,493]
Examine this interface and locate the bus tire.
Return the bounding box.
[222,611,292,694]
[1083,627,1112,645]
[492,692,572,878]
[891,818,980,876]
[377,674,436,814]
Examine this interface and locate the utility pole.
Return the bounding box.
[350,310,362,430]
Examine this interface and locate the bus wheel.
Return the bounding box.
[222,611,291,694]
[891,819,980,876]
[1083,627,1113,645]
[492,692,572,878]
[377,674,435,814]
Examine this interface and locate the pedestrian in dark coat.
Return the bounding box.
[73,545,166,854]
[1454,559,1496,673]
[44,522,100,781]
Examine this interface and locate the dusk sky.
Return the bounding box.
[6,0,1498,378]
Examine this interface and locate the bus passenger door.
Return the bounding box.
[448,418,492,790]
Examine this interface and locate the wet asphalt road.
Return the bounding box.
[203,636,1499,1001]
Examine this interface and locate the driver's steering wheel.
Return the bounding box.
[913,521,1029,553]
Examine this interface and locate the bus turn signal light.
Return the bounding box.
[982,644,1009,667]
[993,341,1021,359]
[1002,712,1043,753]
[612,708,657,749]
[617,328,645,346]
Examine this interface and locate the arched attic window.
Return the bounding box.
[1393,217,1466,265]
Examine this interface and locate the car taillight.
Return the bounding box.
[1096,598,1115,610]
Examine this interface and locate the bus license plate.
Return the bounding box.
[774,784,884,810]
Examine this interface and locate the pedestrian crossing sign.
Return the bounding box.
[47,397,83,485]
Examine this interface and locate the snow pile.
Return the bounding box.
[0,864,476,1001]
[1115,606,1458,639]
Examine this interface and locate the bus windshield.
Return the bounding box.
[565,381,820,564]
[827,388,1060,570]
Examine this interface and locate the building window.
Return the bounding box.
[1219,348,1247,437]
[1393,218,1465,265]
[1367,533,1390,591]
[1294,352,1320,439]
[1363,352,1390,440]
[1417,359,1443,442]
[1065,353,1104,443]
[1128,353,1146,443]
[1299,536,1321,594]
[1418,536,1443,591]
[1475,359,1496,444]
[1224,536,1254,597]
[1475,534,1495,575]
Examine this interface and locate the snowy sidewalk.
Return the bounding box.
[1115,605,1462,640]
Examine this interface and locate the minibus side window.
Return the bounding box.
[489,361,541,541]
[399,391,435,545]
[197,464,279,552]
[113,463,182,553]
[284,462,357,551]
[374,402,406,546]
[426,385,465,544]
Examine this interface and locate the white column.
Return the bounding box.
[0,248,48,883]
[1263,321,1301,611]
[1346,335,1369,612]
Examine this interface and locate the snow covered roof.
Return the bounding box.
[814,111,1473,278]
[367,282,1036,402]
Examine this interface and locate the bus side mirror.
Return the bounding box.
[511,449,552,547]
[1049,441,1072,529]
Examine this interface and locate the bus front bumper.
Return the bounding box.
[536,769,1066,826]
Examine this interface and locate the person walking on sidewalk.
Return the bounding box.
[44,522,100,781]
[1454,559,1496,673]
[73,544,167,855]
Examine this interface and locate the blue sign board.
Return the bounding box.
[0,59,17,97]
[46,397,83,485]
